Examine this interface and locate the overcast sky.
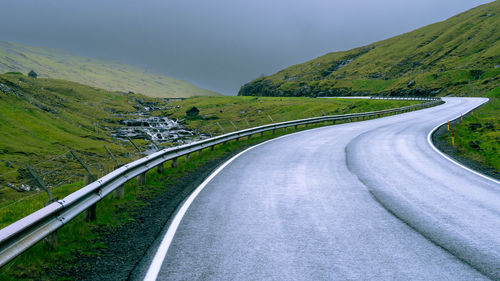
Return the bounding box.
[0,0,493,95]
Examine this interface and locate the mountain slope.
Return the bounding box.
[0,72,166,198]
[0,42,219,98]
[239,1,500,97]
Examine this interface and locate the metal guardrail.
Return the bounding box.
[370,97,441,100]
[0,98,443,267]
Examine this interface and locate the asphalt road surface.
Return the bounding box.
[137,97,499,281]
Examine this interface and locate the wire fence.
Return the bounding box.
[0,140,149,209]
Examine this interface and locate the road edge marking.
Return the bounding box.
[143,135,292,281]
[426,98,499,185]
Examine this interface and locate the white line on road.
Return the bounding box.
[143,136,290,281]
[426,98,499,184]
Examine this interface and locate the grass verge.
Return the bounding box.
[434,87,499,176]
[163,96,422,134]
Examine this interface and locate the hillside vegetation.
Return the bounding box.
[447,86,499,173]
[0,73,165,206]
[0,42,219,98]
[239,1,499,97]
[166,96,421,135]
[0,72,420,210]
[238,1,499,173]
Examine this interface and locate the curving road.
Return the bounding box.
[137,97,499,280]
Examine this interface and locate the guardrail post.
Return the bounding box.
[294,125,298,129]
[114,184,125,199]
[171,157,178,168]
[198,149,202,156]
[260,132,264,137]
[44,198,59,249]
[305,123,308,128]
[157,162,164,174]
[45,230,58,249]
[332,120,336,125]
[185,153,190,162]
[272,129,276,134]
[84,174,98,221]
[113,165,125,199]
[137,172,146,186]
[210,145,214,151]
[284,127,287,133]
[248,134,252,140]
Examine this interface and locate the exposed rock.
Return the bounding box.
[407,80,416,87]
[484,122,495,131]
[469,123,482,132]
[7,182,32,192]
[321,59,354,77]
[0,82,23,97]
[469,141,481,151]
[186,106,200,117]
[369,73,384,79]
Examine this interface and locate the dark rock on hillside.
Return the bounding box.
[0,82,23,97]
[186,106,200,117]
[469,141,481,151]
[469,123,482,131]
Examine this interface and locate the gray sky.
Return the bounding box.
[0,0,493,95]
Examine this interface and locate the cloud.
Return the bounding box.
[0,0,493,95]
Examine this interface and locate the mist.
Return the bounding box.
[0,0,493,95]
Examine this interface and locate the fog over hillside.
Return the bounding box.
[0,0,493,94]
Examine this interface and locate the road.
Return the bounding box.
[136,97,499,280]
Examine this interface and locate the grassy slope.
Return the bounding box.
[239,1,499,172]
[0,73,162,207]
[239,1,499,97]
[448,87,499,172]
[0,42,219,98]
[164,96,421,135]
[0,75,420,210]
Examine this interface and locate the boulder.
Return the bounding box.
[469,123,482,132]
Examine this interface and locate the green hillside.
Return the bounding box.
[0,42,219,98]
[0,73,166,205]
[239,1,500,97]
